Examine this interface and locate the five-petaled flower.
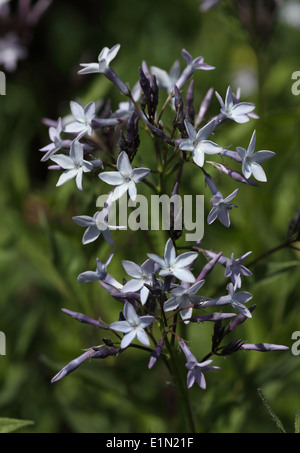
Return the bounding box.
[77,253,114,283]
[215,86,255,123]
[164,280,205,324]
[147,238,198,283]
[78,44,121,75]
[64,101,96,139]
[110,302,155,349]
[99,151,150,201]
[39,118,71,162]
[50,140,93,191]
[202,282,253,318]
[72,209,125,246]
[208,188,239,228]
[121,259,156,305]
[179,119,222,167]
[237,130,275,182]
[180,340,220,389]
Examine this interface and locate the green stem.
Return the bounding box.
[164,336,196,433]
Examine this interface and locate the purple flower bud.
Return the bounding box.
[207,161,259,186]
[51,348,94,383]
[173,85,185,127]
[148,339,164,369]
[240,343,289,352]
[61,308,108,329]
[227,304,256,331]
[195,251,223,282]
[221,339,245,356]
[185,80,195,124]
[191,312,237,323]
[195,87,214,128]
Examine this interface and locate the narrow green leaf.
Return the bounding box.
[0,418,34,433]
[257,388,286,433]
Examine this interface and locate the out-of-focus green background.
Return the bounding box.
[0,0,300,433]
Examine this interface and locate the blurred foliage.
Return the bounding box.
[0,0,300,433]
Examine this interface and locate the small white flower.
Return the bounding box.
[179,119,222,167]
[110,302,154,349]
[237,130,275,182]
[78,44,121,75]
[64,101,95,139]
[164,280,205,324]
[201,282,253,318]
[207,188,239,228]
[215,86,255,123]
[147,238,198,283]
[50,140,93,190]
[99,151,150,201]
[121,259,156,305]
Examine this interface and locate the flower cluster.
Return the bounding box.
[40,44,287,393]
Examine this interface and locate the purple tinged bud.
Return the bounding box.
[148,339,164,369]
[141,60,151,79]
[221,339,245,356]
[195,87,214,128]
[195,251,223,283]
[61,308,108,329]
[185,80,195,124]
[191,312,237,322]
[240,343,289,352]
[139,66,151,101]
[227,304,256,331]
[207,161,259,186]
[220,149,242,162]
[51,348,93,383]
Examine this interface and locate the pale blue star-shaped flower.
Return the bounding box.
[99,151,150,201]
[64,101,96,139]
[164,280,205,324]
[179,119,222,167]
[73,208,125,246]
[109,302,155,349]
[201,282,253,318]
[176,49,215,90]
[50,140,93,190]
[207,188,239,228]
[150,60,181,93]
[236,130,275,182]
[147,238,198,283]
[180,340,220,389]
[39,118,71,162]
[78,44,129,94]
[204,250,252,289]
[121,259,156,305]
[78,44,121,75]
[77,253,114,283]
[215,86,255,123]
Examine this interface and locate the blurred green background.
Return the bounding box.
[1,0,300,433]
